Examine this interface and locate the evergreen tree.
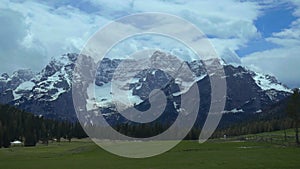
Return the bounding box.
[0,121,3,147]
[0,104,88,148]
[286,88,300,144]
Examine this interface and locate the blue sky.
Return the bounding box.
[0,0,300,88]
[237,2,297,56]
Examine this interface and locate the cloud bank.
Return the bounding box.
[0,0,299,88]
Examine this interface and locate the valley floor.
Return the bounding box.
[0,138,300,169]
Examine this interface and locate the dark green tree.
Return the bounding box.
[0,121,3,147]
[0,104,88,148]
[286,88,300,144]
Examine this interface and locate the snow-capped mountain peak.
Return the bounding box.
[0,51,293,122]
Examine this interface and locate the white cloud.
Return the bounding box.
[242,0,300,88]
[242,47,300,88]
[3,0,298,89]
[63,0,262,56]
[0,0,108,74]
[0,0,263,75]
[79,0,262,63]
[0,8,45,73]
[129,0,261,42]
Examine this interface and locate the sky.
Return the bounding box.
[0,0,299,88]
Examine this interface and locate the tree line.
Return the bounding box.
[213,89,300,145]
[106,123,201,140]
[0,104,87,148]
[212,118,293,138]
[112,118,294,141]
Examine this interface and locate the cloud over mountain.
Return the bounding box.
[0,0,299,87]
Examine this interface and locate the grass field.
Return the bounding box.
[1,135,300,169]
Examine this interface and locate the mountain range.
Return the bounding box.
[0,52,292,127]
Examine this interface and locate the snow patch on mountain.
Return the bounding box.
[253,72,291,93]
[222,108,244,114]
[86,81,144,111]
[15,81,35,91]
[173,75,206,97]
[13,81,35,100]
[0,75,9,82]
[255,109,262,113]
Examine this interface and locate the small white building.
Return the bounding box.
[10,140,23,146]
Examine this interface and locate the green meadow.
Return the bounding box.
[1,132,300,169]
